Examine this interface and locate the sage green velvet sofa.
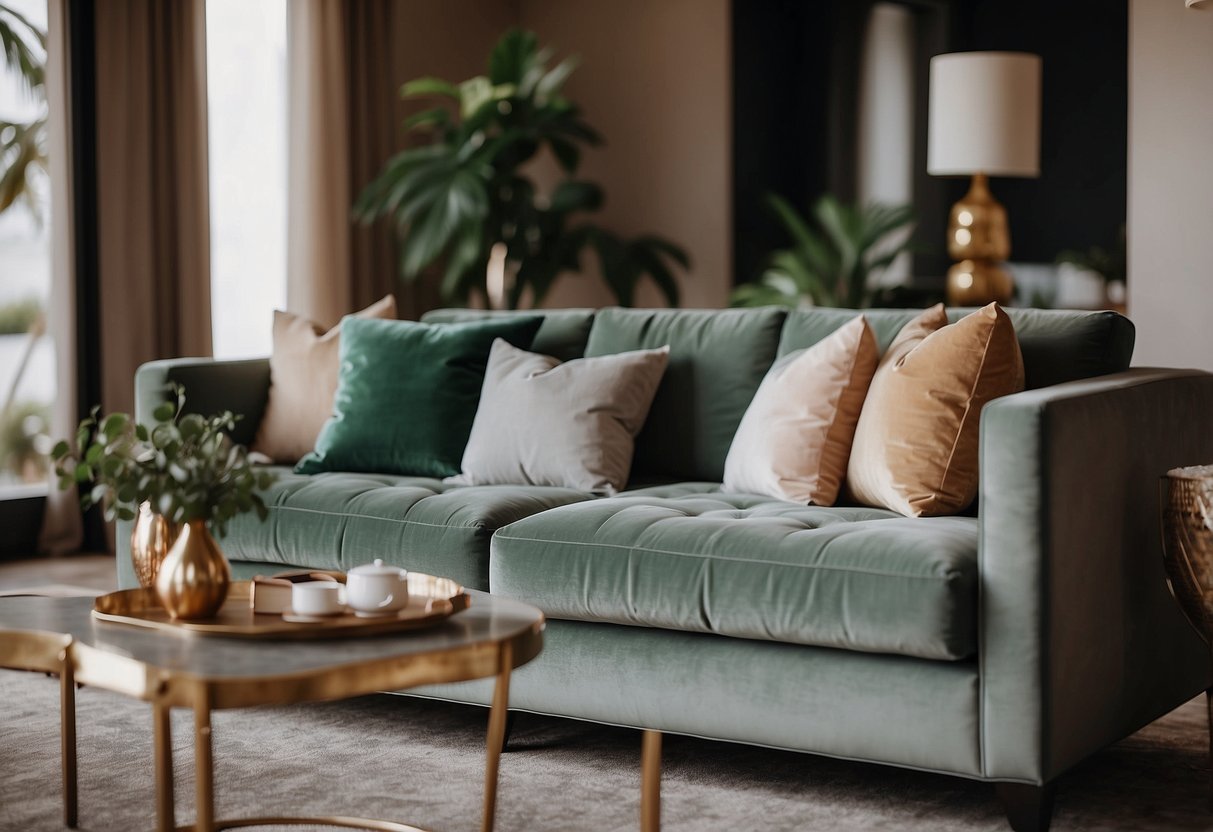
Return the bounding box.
[118,306,1213,832]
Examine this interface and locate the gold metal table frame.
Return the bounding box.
[0,591,544,832]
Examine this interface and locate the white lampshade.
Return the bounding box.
[928,52,1042,178]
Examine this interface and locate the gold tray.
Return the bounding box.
[92,574,470,640]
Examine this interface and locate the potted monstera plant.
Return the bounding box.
[52,385,275,620]
[355,28,689,309]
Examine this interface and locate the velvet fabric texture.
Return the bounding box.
[296,316,542,478]
[217,467,592,589]
[584,307,787,482]
[414,617,984,778]
[449,340,670,494]
[723,316,878,505]
[492,493,979,660]
[252,296,396,463]
[421,308,596,363]
[846,303,1025,517]
[777,306,1133,390]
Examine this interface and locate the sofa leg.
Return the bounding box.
[995,783,1055,832]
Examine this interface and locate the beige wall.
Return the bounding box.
[519,0,732,309]
[1128,0,1213,369]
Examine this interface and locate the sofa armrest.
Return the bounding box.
[135,357,271,447]
[979,368,1213,784]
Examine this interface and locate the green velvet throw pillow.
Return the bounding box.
[295,316,542,478]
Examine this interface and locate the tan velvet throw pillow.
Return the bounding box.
[845,302,1024,517]
[723,316,879,505]
[448,339,670,494]
[251,295,396,463]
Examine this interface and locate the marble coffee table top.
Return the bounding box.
[0,590,543,708]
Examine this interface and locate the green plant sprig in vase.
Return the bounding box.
[51,385,276,619]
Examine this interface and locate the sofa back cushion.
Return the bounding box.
[420,308,595,362]
[778,307,1134,390]
[585,307,787,482]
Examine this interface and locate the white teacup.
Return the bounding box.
[347,559,409,616]
[291,581,345,617]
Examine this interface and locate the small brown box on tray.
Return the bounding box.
[250,570,346,615]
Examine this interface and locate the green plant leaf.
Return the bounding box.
[401,169,488,278]
[547,136,580,173]
[101,412,126,441]
[535,56,579,103]
[549,180,603,215]
[152,402,175,423]
[401,76,460,100]
[628,237,683,307]
[489,28,538,85]
[402,106,451,132]
[458,76,497,120]
[0,4,46,97]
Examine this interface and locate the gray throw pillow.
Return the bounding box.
[447,339,670,494]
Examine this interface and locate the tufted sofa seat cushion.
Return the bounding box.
[490,490,980,660]
[222,467,594,589]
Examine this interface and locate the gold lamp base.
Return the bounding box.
[945,173,1015,306]
[947,260,1014,307]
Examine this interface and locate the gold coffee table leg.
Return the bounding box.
[195,688,215,832]
[154,699,175,832]
[641,730,661,832]
[482,642,514,832]
[59,649,77,828]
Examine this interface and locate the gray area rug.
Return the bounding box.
[0,669,1209,831]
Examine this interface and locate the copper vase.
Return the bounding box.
[130,502,181,588]
[154,520,231,620]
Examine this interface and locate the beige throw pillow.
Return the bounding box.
[723,316,879,505]
[251,295,396,463]
[846,303,1025,517]
[448,339,670,494]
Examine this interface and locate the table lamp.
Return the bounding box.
[928,52,1041,306]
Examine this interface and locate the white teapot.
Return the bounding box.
[346,559,409,616]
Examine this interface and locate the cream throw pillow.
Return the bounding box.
[448,339,670,494]
[723,316,878,505]
[846,303,1025,517]
[251,295,396,463]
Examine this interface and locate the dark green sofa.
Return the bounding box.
[118,306,1213,832]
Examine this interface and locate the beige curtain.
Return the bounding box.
[38,0,81,554]
[287,0,352,328]
[346,0,405,318]
[93,0,213,416]
[288,0,444,324]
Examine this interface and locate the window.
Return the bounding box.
[0,0,53,493]
[205,0,287,359]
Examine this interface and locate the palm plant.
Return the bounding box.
[0,2,47,220]
[731,194,916,309]
[355,29,688,309]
